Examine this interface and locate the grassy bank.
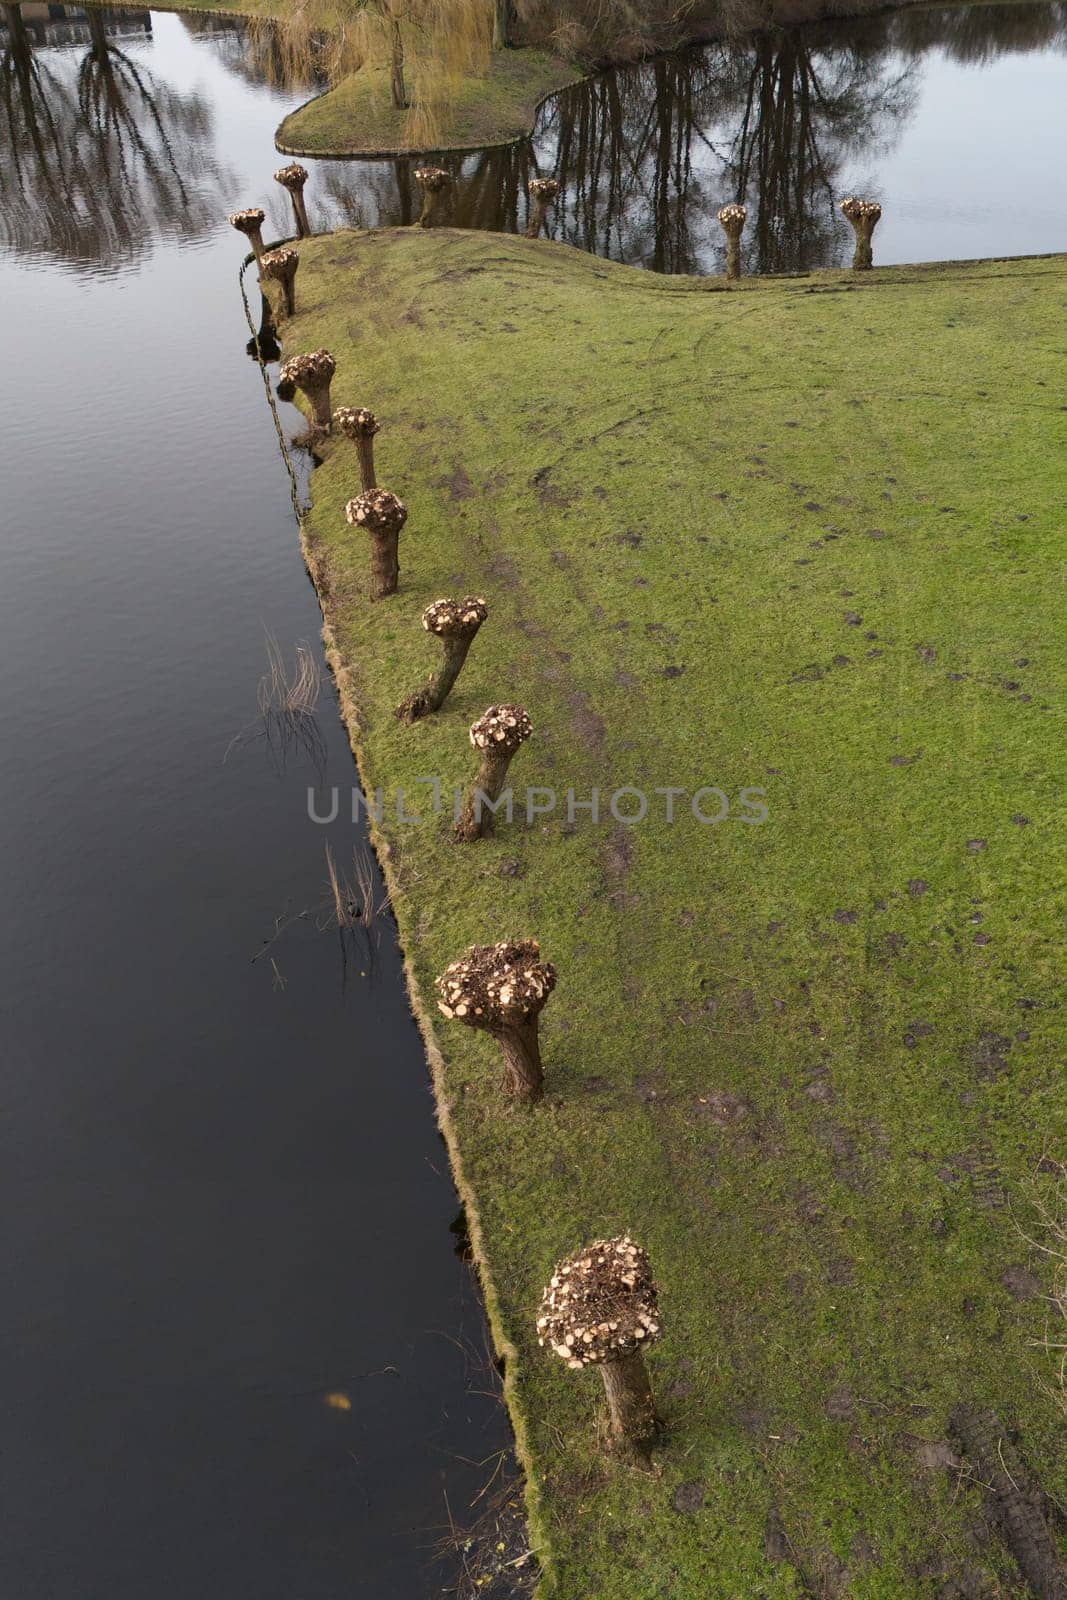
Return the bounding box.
[280,229,1066,1596]
[276,50,582,156]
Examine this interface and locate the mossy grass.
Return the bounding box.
[282,228,1067,1595]
[275,50,582,156]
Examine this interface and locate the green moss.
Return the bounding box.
[276,50,581,156]
[282,229,1067,1595]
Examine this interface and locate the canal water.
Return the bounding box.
[0,8,513,1598]
[1,3,1064,1595]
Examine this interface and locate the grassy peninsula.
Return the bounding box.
[280,229,1067,1596]
[276,50,581,156]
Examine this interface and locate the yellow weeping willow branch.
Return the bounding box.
[246,0,496,149]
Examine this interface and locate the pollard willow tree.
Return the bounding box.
[228,206,266,262]
[277,349,336,432]
[414,166,452,227]
[455,704,531,840]
[396,596,488,722]
[259,246,299,318]
[345,488,408,598]
[333,406,380,490]
[840,196,882,270]
[274,162,312,238]
[436,937,557,1102]
[526,177,560,239]
[538,1236,662,1455]
[716,203,746,280]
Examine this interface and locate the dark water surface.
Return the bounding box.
[0,9,512,1598]
[1,3,1065,1595]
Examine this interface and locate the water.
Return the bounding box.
[0,9,513,1598]
[1,3,1064,1594]
[124,1,1067,277]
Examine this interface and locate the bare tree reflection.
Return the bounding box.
[307,1,1062,274]
[0,4,234,270]
[9,0,1050,276]
[713,22,916,272]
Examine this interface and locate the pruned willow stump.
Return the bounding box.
[260,246,298,319]
[228,206,266,264]
[333,406,380,491]
[455,704,531,841]
[840,196,882,271]
[414,166,452,229]
[538,1236,662,1456]
[277,348,335,433]
[716,203,746,281]
[395,596,488,722]
[345,488,407,599]
[436,937,557,1103]
[274,162,311,238]
[526,177,560,240]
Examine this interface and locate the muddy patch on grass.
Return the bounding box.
[570,691,606,751]
[693,1089,751,1126]
[530,465,577,508]
[436,463,477,500]
[999,1264,1042,1301]
[970,1031,1013,1080]
[764,1506,851,1599]
[671,1480,706,1514]
[600,821,633,885]
[826,1382,856,1422]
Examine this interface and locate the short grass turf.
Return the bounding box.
[279,230,1067,1597]
[276,50,580,155]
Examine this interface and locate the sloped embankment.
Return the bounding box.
[280,230,1067,1597]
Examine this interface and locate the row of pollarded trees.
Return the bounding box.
[411,162,559,238]
[319,361,664,1456]
[226,160,887,1461]
[222,160,876,1463]
[716,195,884,278]
[229,164,563,360]
[262,339,661,1451]
[411,162,885,271]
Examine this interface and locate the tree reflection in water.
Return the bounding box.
[4,1,1063,275]
[0,4,231,269]
[271,1,1064,275]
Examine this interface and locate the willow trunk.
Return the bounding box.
[397,635,474,721]
[418,189,447,228]
[852,220,875,270]
[276,271,295,317]
[357,435,376,491]
[495,1019,544,1102]
[525,198,549,240]
[289,190,311,238]
[601,1353,657,1452]
[390,20,408,109]
[369,529,400,598]
[456,750,512,840]
[303,385,332,432]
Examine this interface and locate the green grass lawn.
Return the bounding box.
[276,51,580,155]
[279,228,1067,1597]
